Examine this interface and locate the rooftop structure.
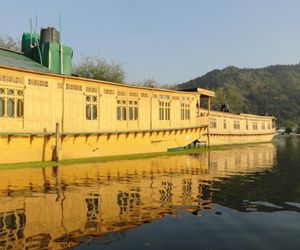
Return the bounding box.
[21,27,73,75]
[0,47,53,73]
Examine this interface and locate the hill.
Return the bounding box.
[178,65,300,126]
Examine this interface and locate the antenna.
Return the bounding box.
[59,12,64,74]
[59,12,62,42]
[30,17,33,47]
[34,16,38,42]
[35,15,43,65]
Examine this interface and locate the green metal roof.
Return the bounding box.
[0,47,54,73]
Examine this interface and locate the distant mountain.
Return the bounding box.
[178,65,300,126]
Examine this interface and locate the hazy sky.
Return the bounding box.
[1,0,300,84]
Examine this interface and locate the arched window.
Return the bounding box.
[92,104,97,120]
[0,87,24,119]
[7,98,14,117]
[117,99,127,121]
[7,89,14,95]
[0,97,4,117]
[17,99,24,118]
[86,105,91,120]
[85,94,98,120]
[128,100,138,121]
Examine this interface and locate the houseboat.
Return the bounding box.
[0,27,276,164]
[199,109,275,146]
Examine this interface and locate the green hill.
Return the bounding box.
[178,65,300,126]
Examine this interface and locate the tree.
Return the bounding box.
[159,82,178,90]
[212,86,249,113]
[137,78,158,88]
[73,56,125,83]
[136,79,177,89]
[0,34,20,51]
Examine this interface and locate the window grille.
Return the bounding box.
[86,95,98,120]
[0,87,24,119]
[128,100,138,120]
[28,79,48,87]
[210,118,217,128]
[117,99,139,121]
[0,74,23,84]
[159,101,170,120]
[180,102,190,120]
[66,83,82,91]
[104,89,115,95]
[234,120,240,129]
[253,122,258,130]
[117,99,127,121]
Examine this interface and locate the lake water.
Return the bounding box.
[0,137,300,249]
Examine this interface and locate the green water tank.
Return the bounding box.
[40,42,73,75]
[21,33,40,57]
[21,28,73,76]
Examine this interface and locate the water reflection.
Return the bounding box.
[0,143,277,249]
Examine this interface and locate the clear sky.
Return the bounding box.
[1,0,300,84]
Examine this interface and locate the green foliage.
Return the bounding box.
[73,56,125,83]
[179,65,300,126]
[0,34,20,51]
[285,127,293,134]
[137,79,158,88]
[213,86,250,113]
[159,82,178,90]
[134,80,178,90]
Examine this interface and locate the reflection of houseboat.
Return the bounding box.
[0,144,275,249]
[0,27,276,164]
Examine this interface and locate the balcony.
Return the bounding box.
[196,115,209,127]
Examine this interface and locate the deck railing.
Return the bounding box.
[196,115,209,127]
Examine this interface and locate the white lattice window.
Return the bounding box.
[86,94,98,120]
[0,87,24,119]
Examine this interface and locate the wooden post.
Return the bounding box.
[150,90,153,130]
[55,123,60,162]
[207,97,211,148]
[198,95,201,116]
